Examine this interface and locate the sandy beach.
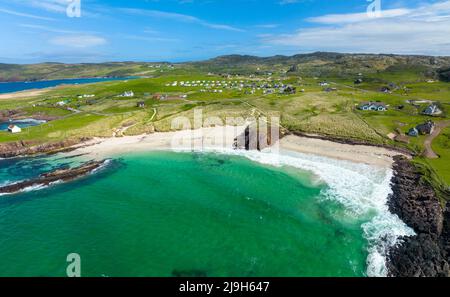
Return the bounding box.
[0,89,48,100]
[279,135,408,168]
[67,126,406,168]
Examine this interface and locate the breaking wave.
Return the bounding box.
[182,147,416,277]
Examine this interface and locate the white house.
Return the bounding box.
[358,102,388,111]
[8,125,21,133]
[120,91,134,97]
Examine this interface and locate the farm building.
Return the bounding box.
[408,121,435,136]
[119,91,134,97]
[380,86,391,93]
[408,128,419,137]
[280,86,296,94]
[153,94,168,100]
[416,121,436,135]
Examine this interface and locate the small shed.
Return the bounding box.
[408,127,419,137]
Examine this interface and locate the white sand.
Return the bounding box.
[68,126,247,159]
[67,126,407,168]
[0,89,48,100]
[279,135,407,168]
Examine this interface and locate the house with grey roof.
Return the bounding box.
[422,104,443,116]
[358,102,388,111]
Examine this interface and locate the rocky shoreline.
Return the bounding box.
[0,160,107,195]
[387,156,450,277]
[0,138,92,158]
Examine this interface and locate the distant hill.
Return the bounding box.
[0,62,167,82]
[1,52,450,82]
[438,67,450,82]
[189,52,450,80]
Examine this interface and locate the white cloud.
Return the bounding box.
[50,35,107,48]
[27,0,68,13]
[120,8,245,32]
[13,0,97,18]
[121,34,180,43]
[0,7,55,21]
[306,9,411,24]
[279,0,300,5]
[254,24,280,29]
[18,23,87,34]
[264,0,450,56]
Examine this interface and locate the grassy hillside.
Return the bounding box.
[0,62,176,82]
[2,52,450,82]
[190,52,450,80]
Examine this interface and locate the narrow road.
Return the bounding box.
[149,108,157,122]
[113,108,157,137]
[423,120,450,159]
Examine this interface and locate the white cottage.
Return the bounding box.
[8,125,22,133]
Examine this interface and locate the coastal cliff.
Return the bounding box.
[387,156,450,277]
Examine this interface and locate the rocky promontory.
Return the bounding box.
[387,156,450,277]
[0,160,107,195]
[0,138,92,158]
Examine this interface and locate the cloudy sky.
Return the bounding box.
[0,0,449,63]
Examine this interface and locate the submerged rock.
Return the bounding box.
[0,160,107,195]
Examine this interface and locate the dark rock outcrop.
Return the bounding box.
[0,110,26,121]
[0,138,91,158]
[234,123,275,151]
[387,156,450,277]
[0,160,107,195]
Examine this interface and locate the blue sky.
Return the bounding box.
[0,0,449,63]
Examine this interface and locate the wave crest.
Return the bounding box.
[190,147,415,277]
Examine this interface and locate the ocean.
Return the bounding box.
[0,77,136,94]
[0,151,414,277]
[0,119,47,131]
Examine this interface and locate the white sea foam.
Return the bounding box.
[22,184,47,193]
[183,147,416,277]
[0,160,111,196]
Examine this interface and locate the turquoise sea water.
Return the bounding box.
[0,151,398,277]
[0,119,46,131]
[0,77,136,94]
